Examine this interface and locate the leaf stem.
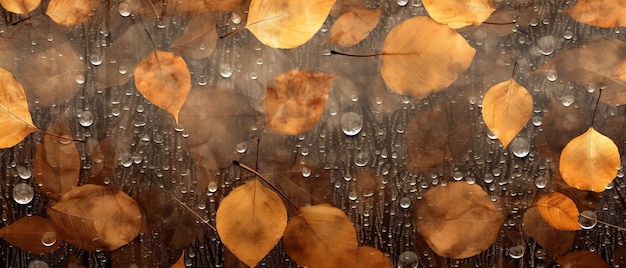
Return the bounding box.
[591,88,603,128]
[146,0,160,19]
[579,213,626,231]
[330,50,382,57]
[35,129,84,143]
[233,160,300,211]
[169,194,217,232]
[219,27,244,39]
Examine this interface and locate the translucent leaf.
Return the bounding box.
[380,16,476,98]
[264,70,337,135]
[216,179,287,267]
[134,49,191,124]
[283,204,358,267]
[416,181,504,259]
[357,246,393,268]
[535,192,582,231]
[0,216,62,254]
[564,0,626,28]
[245,0,336,48]
[171,13,217,59]
[329,9,381,47]
[522,207,575,257]
[46,0,101,26]
[0,67,36,148]
[0,0,40,14]
[482,78,533,148]
[557,251,611,268]
[133,189,175,233]
[559,127,620,192]
[47,184,143,251]
[166,0,244,13]
[422,0,495,29]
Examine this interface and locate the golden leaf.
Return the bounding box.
[46,0,101,26]
[0,0,40,14]
[171,13,217,59]
[264,70,336,135]
[557,251,611,268]
[0,67,36,149]
[166,0,244,14]
[283,204,358,267]
[357,246,393,268]
[0,216,62,254]
[535,192,581,231]
[216,179,287,267]
[563,0,626,28]
[48,184,142,251]
[522,207,575,257]
[171,251,185,268]
[560,127,620,192]
[246,0,336,48]
[329,9,381,47]
[380,16,476,98]
[422,0,495,29]
[415,182,504,259]
[481,78,533,148]
[134,49,191,124]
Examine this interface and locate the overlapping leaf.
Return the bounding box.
[166,0,244,13]
[329,9,381,47]
[0,0,40,14]
[0,67,36,148]
[0,216,62,254]
[422,0,495,29]
[557,251,611,268]
[482,78,533,148]
[357,246,393,268]
[171,13,217,59]
[564,0,626,28]
[46,0,101,26]
[535,192,581,231]
[522,207,575,257]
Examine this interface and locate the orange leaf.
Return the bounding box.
[416,181,504,259]
[329,9,381,47]
[563,0,626,28]
[535,192,581,231]
[557,251,611,268]
[264,70,336,135]
[46,0,101,26]
[422,0,495,29]
[559,127,620,192]
[134,49,191,124]
[216,179,287,267]
[283,204,358,267]
[357,246,393,268]
[380,16,476,98]
[171,13,217,59]
[0,216,62,254]
[166,0,244,13]
[246,0,336,48]
[0,0,40,14]
[481,78,533,148]
[0,67,36,148]
[522,207,575,257]
[171,251,186,268]
[33,113,80,200]
[48,184,142,251]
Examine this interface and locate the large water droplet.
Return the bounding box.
[13,183,34,204]
[537,35,556,55]
[41,231,57,247]
[579,210,597,229]
[89,54,103,66]
[340,112,363,136]
[545,70,558,82]
[508,245,525,259]
[118,2,131,17]
[397,251,419,268]
[509,137,530,158]
[219,63,233,78]
[354,152,370,167]
[535,175,547,189]
[399,197,411,209]
[17,166,32,179]
[79,110,94,127]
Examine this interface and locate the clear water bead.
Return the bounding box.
[508,245,525,259]
[41,231,57,247]
[509,137,530,158]
[397,251,419,268]
[219,63,233,78]
[340,112,363,136]
[13,183,34,204]
[79,110,94,127]
[118,2,131,17]
[399,197,411,209]
[354,152,370,167]
[578,210,597,229]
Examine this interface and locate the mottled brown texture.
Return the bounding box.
[0,216,62,254]
[523,207,575,257]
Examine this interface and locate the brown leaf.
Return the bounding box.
[46,0,101,26]
[265,70,336,135]
[535,192,581,231]
[0,0,40,14]
[134,189,175,233]
[246,0,336,48]
[422,0,495,29]
[0,67,36,148]
[216,179,287,267]
[110,241,174,268]
[357,246,393,268]
[283,204,358,267]
[564,0,626,28]
[48,184,142,251]
[84,138,117,185]
[415,181,504,259]
[171,251,185,268]
[482,78,533,148]
[329,9,381,47]
[171,13,217,59]
[166,0,244,13]
[33,113,80,200]
[612,245,626,267]
[0,216,62,254]
[134,49,191,124]
[522,207,575,257]
[380,16,476,98]
[556,251,611,268]
[534,99,591,160]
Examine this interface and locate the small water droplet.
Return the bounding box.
[399,197,411,209]
[118,65,128,74]
[235,141,247,153]
[79,110,94,127]
[563,30,573,40]
[397,251,419,268]
[75,74,85,84]
[453,171,463,181]
[249,72,258,80]
[532,115,542,126]
[302,167,311,178]
[219,63,233,78]
[397,0,409,6]
[118,2,131,17]
[208,181,218,193]
[509,137,530,158]
[535,176,547,189]
[89,54,103,66]
[231,13,242,24]
[545,70,558,82]
[17,166,31,179]
[579,210,597,229]
[340,112,363,136]
[354,152,370,167]
[120,152,132,167]
[560,95,574,107]
[508,245,525,259]
[13,183,34,204]
[41,232,57,247]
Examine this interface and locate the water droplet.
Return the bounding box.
[235,141,247,153]
[75,74,85,84]
[348,191,357,201]
[508,245,525,259]
[28,260,49,268]
[231,13,242,24]
[399,197,411,209]
[340,112,363,136]
[606,181,614,189]
[560,95,574,107]
[17,166,31,179]
[563,30,573,39]
[545,70,558,82]
[537,35,556,55]
[354,152,370,167]
[397,0,409,6]
[120,152,132,167]
[208,181,218,193]
[532,115,542,126]
[13,183,34,204]
[41,231,57,247]
[249,72,258,80]
[453,171,463,181]
[302,167,311,178]
[397,251,419,268]
[579,210,597,229]
[219,63,233,78]
[118,65,128,74]
[89,54,103,66]
[535,176,547,189]
[509,137,530,158]
[197,75,208,86]
[118,2,131,17]
[79,110,94,127]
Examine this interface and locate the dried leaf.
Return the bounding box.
[110,241,173,267]
[422,0,495,29]
[84,138,117,185]
[556,251,611,268]
[171,251,185,268]
[522,207,575,257]
[481,78,533,148]
[380,16,476,98]
[0,216,62,254]
[415,182,504,259]
[134,49,191,124]
[612,245,626,267]
[329,9,381,47]
[0,67,36,149]
[216,179,287,267]
[535,192,581,231]
[134,189,175,233]
[46,0,101,26]
[559,127,620,192]
[246,0,336,48]
[357,246,393,268]
[166,0,244,13]
[171,13,217,59]
[534,99,591,160]
[265,70,336,135]
[564,0,626,28]
[0,0,40,14]
[283,204,358,267]
[33,113,80,200]
[48,184,142,251]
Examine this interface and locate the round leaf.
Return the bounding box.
[564,0,626,28]
[46,0,101,26]
[422,0,495,29]
[0,67,36,148]
[0,216,62,254]
[522,207,575,257]
[0,0,41,14]
[535,192,582,231]
[482,78,533,148]
[329,9,381,47]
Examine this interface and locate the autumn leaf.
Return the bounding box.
[415,181,504,259]
[171,13,217,59]
[84,138,117,185]
[557,251,611,268]
[48,184,142,251]
[563,0,626,28]
[171,251,185,268]
[380,16,476,98]
[0,0,40,14]
[46,0,101,26]
[422,0,495,29]
[265,70,336,135]
[110,241,173,267]
[245,0,336,48]
[534,192,581,231]
[133,189,175,233]
[166,0,244,13]
[216,179,287,267]
[534,99,591,160]
[329,9,381,47]
[482,78,533,148]
[522,207,575,257]
[134,49,191,124]
[283,204,358,267]
[0,216,62,254]
[0,67,36,149]
[559,127,620,192]
[357,246,393,268]
[33,113,80,200]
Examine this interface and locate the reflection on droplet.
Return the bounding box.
[75,74,85,84]
[399,197,411,209]
[89,54,103,66]
[41,231,57,247]
[120,152,132,167]
[79,110,94,127]
[560,95,574,107]
[452,171,463,181]
[563,30,573,40]
[579,210,597,229]
[397,251,419,268]
[534,176,547,189]
[354,152,369,167]
[509,137,530,158]
[208,181,218,193]
[532,115,542,126]
[28,260,49,268]
[508,245,525,259]
[537,35,556,55]
[341,112,363,136]
[302,167,311,178]
[118,2,131,17]
[235,141,247,153]
[13,183,34,204]
[219,63,232,78]
[17,166,32,179]
[397,0,409,6]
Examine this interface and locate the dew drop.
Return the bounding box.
[509,137,530,158]
[563,30,573,40]
[208,181,218,193]
[399,197,411,209]
[41,231,57,247]
[508,245,525,259]
[231,13,242,24]
[118,2,131,17]
[545,70,558,82]
[79,110,94,127]
[219,63,233,78]
[532,115,542,126]
[537,35,556,55]
[397,251,419,268]
[560,95,574,107]
[235,141,247,153]
[354,152,370,167]
[302,167,311,178]
[118,65,128,74]
[534,175,547,189]
[452,171,463,181]
[89,54,103,66]
[579,210,597,229]
[13,183,34,204]
[397,0,409,6]
[340,112,363,136]
[17,166,32,179]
